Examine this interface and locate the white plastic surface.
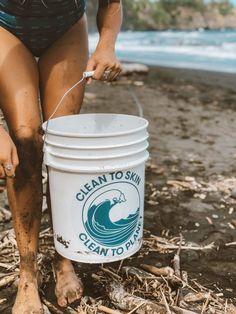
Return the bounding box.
[42,114,148,137]
[44,140,148,159]
[44,130,148,147]
[49,163,146,263]
[44,113,149,262]
[45,150,149,173]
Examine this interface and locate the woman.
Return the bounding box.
[0,0,122,312]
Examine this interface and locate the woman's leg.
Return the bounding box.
[38,15,89,307]
[0,27,43,313]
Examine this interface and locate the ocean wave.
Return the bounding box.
[85,197,139,247]
[88,30,236,73]
[115,44,236,59]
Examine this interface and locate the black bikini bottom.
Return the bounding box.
[0,1,85,57]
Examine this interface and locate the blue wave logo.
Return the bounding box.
[84,189,140,247]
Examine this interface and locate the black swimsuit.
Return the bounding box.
[0,0,86,57]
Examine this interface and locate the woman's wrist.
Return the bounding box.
[96,30,117,50]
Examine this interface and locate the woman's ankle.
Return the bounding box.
[19,252,38,277]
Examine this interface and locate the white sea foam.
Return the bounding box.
[88,30,236,73]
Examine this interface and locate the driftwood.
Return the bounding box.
[122,266,156,279]
[169,306,197,314]
[0,207,11,221]
[0,298,6,305]
[41,297,63,314]
[98,305,123,314]
[108,281,166,314]
[140,264,174,277]
[42,304,51,314]
[121,63,149,76]
[0,273,17,288]
[183,292,210,303]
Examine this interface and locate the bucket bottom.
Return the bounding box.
[55,239,143,264]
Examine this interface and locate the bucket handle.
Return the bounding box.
[43,70,144,147]
[43,71,92,147]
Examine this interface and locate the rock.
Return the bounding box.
[121,63,149,76]
[231,188,236,199]
[84,92,97,100]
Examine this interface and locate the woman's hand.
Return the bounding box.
[0,127,19,178]
[85,46,122,84]
[85,0,122,84]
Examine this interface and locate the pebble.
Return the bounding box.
[194,193,206,200]
[231,188,236,199]
[185,176,195,182]
[84,92,97,100]
[133,81,144,86]
[229,207,234,215]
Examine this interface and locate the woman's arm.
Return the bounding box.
[86,0,123,82]
[96,0,122,51]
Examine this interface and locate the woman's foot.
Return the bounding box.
[54,255,83,307]
[12,270,43,314]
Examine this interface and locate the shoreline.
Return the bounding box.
[83,67,236,298]
[119,27,236,31]
[126,63,236,90]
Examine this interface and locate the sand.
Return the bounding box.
[83,65,236,296]
[1,65,236,312]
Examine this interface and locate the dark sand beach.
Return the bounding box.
[0,66,236,312]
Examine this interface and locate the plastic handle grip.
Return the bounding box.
[83,71,95,78]
[83,70,111,78]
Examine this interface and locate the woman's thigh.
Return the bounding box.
[38,15,89,121]
[0,27,41,137]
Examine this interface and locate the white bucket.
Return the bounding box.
[42,114,149,263]
[44,136,149,158]
[43,114,148,146]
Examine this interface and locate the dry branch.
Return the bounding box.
[41,297,63,314]
[108,281,166,314]
[0,273,17,288]
[140,264,174,277]
[98,305,123,314]
[169,306,197,314]
[100,266,122,280]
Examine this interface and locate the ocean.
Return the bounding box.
[89,29,236,74]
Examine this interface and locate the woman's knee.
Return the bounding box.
[12,126,43,179]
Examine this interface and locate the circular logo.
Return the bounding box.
[81,182,141,247]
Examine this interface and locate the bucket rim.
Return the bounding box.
[45,151,149,173]
[45,143,149,160]
[44,134,149,150]
[42,114,149,138]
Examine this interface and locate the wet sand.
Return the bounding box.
[1,65,236,312]
[83,65,236,298]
